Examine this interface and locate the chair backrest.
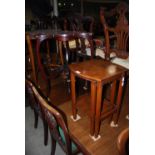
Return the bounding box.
[26,78,90,155]
[55,32,95,62]
[100,2,129,60]
[55,32,78,64]
[36,34,51,82]
[25,78,42,116]
[26,78,49,145]
[76,32,95,59]
[117,128,129,155]
[36,34,64,96]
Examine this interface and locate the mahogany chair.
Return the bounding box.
[25,78,48,146]
[117,128,129,155]
[36,34,64,97]
[54,32,79,92]
[55,32,78,65]
[55,31,95,91]
[75,32,96,90]
[95,2,129,68]
[97,2,129,120]
[29,78,91,155]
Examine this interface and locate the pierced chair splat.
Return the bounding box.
[94,2,129,69]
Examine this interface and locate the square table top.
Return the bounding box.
[69,59,128,83]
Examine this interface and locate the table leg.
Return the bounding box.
[90,81,97,136]
[113,76,125,125]
[94,81,103,138]
[109,80,117,123]
[70,72,77,120]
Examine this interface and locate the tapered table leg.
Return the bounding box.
[90,81,97,136]
[94,81,103,138]
[113,76,125,125]
[70,72,77,120]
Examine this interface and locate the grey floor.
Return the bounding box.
[25,106,65,155]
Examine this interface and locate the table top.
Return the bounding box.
[69,59,128,82]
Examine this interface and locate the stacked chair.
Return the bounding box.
[26,78,90,155]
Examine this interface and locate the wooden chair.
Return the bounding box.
[55,32,78,65]
[96,2,129,120]
[54,32,80,93]
[55,31,95,92]
[117,128,129,155]
[75,32,96,90]
[95,2,129,68]
[25,78,48,146]
[29,78,91,155]
[36,34,64,97]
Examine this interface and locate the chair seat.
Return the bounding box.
[58,127,77,152]
[77,48,91,56]
[95,48,116,59]
[111,57,129,69]
[77,47,116,58]
[77,47,129,69]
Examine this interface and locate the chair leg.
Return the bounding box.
[34,110,38,128]
[66,75,71,94]
[43,120,48,146]
[83,80,88,90]
[51,137,56,155]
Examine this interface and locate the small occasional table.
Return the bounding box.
[69,59,128,141]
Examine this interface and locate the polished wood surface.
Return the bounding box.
[28,79,91,155]
[117,128,129,155]
[26,64,129,155]
[69,59,127,82]
[25,79,48,146]
[58,94,129,155]
[69,59,128,138]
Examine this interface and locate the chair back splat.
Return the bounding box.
[26,79,90,155]
[100,2,129,60]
